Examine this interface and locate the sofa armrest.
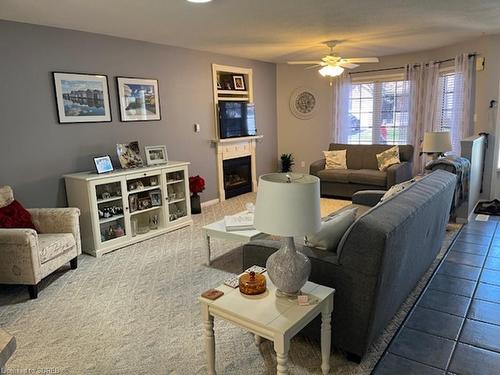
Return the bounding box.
[0,229,40,285]
[386,161,413,187]
[352,190,386,207]
[28,208,81,255]
[310,159,326,176]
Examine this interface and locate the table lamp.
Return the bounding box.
[422,131,452,160]
[254,173,321,297]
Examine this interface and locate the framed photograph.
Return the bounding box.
[232,75,246,91]
[93,155,114,174]
[116,141,144,169]
[144,145,168,165]
[129,194,138,213]
[117,77,161,122]
[138,197,152,210]
[53,72,111,123]
[149,190,162,206]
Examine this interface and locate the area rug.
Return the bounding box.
[0,193,459,375]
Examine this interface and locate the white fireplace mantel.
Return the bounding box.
[213,136,262,201]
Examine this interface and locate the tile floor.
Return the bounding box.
[373,217,500,375]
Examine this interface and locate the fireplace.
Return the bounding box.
[223,156,252,199]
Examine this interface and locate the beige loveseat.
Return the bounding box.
[310,143,414,198]
[0,208,81,298]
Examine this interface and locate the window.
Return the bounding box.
[348,79,410,145]
[438,72,455,132]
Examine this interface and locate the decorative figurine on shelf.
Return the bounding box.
[103,208,112,218]
[114,224,125,237]
[106,226,115,240]
[136,181,145,190]
[150,177,159,186]
[102,192,111,200]
[189,175,205,214]
[149,214,159,230]
[98,209,104,219]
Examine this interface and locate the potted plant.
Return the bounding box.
[280,153,295,173]
[189,175,205,214]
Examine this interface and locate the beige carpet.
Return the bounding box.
[0,193,459,374]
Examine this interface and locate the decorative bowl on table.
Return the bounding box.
[239,271,266,295]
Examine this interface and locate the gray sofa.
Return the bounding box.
[310,143,414,198]
[242,170,456,360]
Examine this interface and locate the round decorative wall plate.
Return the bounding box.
[290,87,318,120]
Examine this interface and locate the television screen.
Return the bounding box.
[218,102,256,139]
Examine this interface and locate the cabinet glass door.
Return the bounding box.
[126,172,165,237]
[165,169,188,223]
[94,180,127,244]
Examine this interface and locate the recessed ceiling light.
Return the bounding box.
[187,0,212,3]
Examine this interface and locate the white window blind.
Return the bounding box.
[348,79,410,145]
[438,72,456,132]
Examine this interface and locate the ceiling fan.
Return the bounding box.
[287,40,379,77]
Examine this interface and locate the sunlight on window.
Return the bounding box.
[348,80,409,145]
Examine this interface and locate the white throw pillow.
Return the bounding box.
[376,146,400,171]
[323,150,347,170]
[304,207,358,252]
[380,178,417,202]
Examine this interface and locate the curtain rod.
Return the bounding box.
[349,53,477,75]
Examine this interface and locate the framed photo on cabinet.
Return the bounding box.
[53,72,112,123]
[117,77,161,122]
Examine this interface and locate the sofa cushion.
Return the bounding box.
[349,169,387,187]
[323,150,347,170]
[305,208,358,251]
[0,200,37,231]
[38,233,75,264]
[0,186,14,208]
[376,145,400,171]
[317,169,350,183]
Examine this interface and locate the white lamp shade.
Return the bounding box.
[254,173,321,237]
[422,132,452,153]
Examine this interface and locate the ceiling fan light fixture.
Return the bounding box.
[187,0,212,3]
[318,65,344,77]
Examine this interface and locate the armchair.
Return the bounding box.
[0,208,81,299]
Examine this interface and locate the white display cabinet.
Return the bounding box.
[64,162,192,257]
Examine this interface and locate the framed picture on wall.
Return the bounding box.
[117,77,161,122]
[53,72,112,123]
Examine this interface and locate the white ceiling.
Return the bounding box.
[1,0,500,62]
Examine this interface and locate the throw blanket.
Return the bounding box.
[425,156,471,216]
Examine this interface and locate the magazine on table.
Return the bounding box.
[224,212,255,231]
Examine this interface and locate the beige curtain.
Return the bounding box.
[451,53,476,154]
[406,62,441,174]
[332,72,352,143]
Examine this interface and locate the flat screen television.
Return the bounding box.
[218,101,256,139]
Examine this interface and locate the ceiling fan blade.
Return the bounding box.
[338,62,359,69]
[343,57,379,63]
[304,64,324,70]
[287,61,323,65]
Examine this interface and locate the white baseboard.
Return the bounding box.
[201,198,220,208]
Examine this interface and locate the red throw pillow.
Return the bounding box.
[0,200,37,231]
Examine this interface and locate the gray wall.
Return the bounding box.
[277,34,500,199]
[0,20,277,207]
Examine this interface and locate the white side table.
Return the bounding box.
[199,273,335,374]
[202,212,267,265]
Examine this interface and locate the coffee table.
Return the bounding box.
[202,212,267,265]
[199,273,335,374]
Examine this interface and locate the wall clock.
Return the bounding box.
[290,87,318,120]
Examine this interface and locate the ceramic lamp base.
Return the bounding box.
[266,236,311,296]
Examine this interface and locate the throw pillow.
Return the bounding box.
[380,178,417,202]
[0,186,14,208]
[323,150,347,170]
[304,207,358,251]
[376,146,400,171]
[0,200,37,231]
